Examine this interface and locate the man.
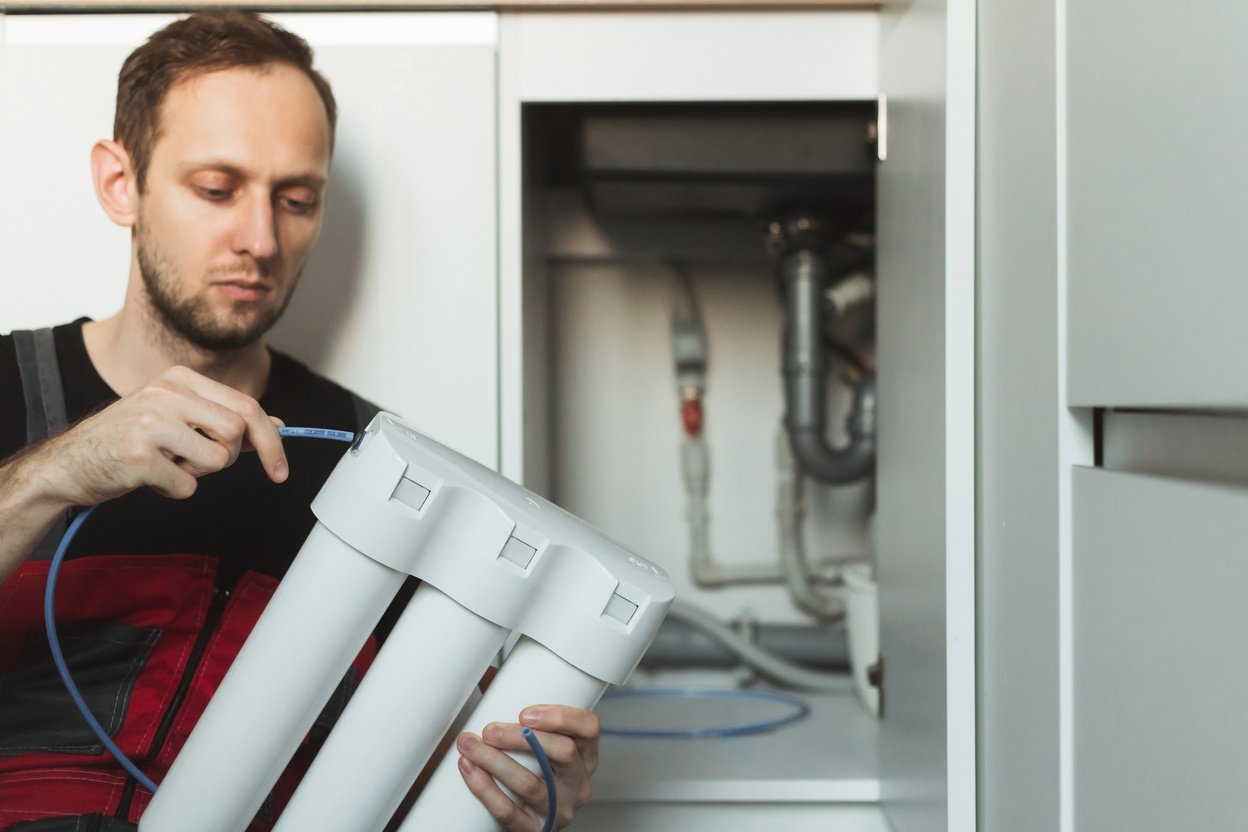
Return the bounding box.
[0,11,597,831]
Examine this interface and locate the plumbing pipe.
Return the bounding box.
[665,599,852,694]
[680,435,862,587]
[776,429,847,621]
[768,217,876,485]
[640,616,851,671]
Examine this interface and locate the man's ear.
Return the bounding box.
[91,140,139,227]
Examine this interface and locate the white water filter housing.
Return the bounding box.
[140,413,675,832]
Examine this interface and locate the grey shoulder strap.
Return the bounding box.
[14,327,68,444]
[13,327,70,561]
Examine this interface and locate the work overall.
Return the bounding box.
[0,329,378,831]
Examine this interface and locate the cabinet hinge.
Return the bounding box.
[874,94,888,163]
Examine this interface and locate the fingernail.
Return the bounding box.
[457,733,479,753]
[459,756,476,775]
[484,724,503,743]
[520,708,544,726]
[274,459,288,482]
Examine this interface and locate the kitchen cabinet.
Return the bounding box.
[497,8,974,831]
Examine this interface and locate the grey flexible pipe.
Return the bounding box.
[771,221,876,485]
[776,430,848,620]
[641,616,850,671]
[665,600,853,694]
[787,374,876,486]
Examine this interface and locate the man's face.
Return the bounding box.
[134,63,331,350]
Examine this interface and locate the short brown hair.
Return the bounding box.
[115,11,337,191]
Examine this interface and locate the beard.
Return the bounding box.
[136,221,297,351]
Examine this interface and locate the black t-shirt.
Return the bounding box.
[0,319,376,588]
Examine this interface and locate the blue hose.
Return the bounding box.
[43,504,159,792]
[522,726,558,832]
[598,687,811,738]
[277,426,355,443]
[44,427,357,796]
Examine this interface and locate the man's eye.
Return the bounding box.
[197,186,230,201]
[281,196,317,215]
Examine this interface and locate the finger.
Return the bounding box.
[474,725,591,820]
[108,415,222,496]
[163,367,287,482]
[240,415,288,455]
[131,375,248,466]
[143,369,245,440]
[516,727,593,811]
[144,455,201,501]
[520,706,601,741]
[460,732,553,810]
[172,400,250,469]
[520,706,601,771]
[456,738,537,831]
[239,405,286,483]
[483,724,579,766]
[122,416,229,494]
[161,423,235,477]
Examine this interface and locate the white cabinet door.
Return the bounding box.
[875,0,977,830]
[0,12,499,466]
[1066,0,1248,407]
[495,9,880,484]
[1073,467,1248,831]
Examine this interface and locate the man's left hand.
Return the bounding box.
[456,705,600,830]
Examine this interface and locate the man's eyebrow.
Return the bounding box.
[183,161,247,179]
[182,162,326,190]
[275,174,327,191]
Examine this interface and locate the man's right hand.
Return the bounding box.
[44,364,288,504]
[0,365,287,582]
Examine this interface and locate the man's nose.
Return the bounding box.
[232,192,279,261]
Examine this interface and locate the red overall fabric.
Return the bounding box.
[0,555,378,830]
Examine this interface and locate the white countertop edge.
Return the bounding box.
[594,777,882,803]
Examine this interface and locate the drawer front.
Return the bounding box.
[1074,467,1248,830]
[1066,0,1248,406]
